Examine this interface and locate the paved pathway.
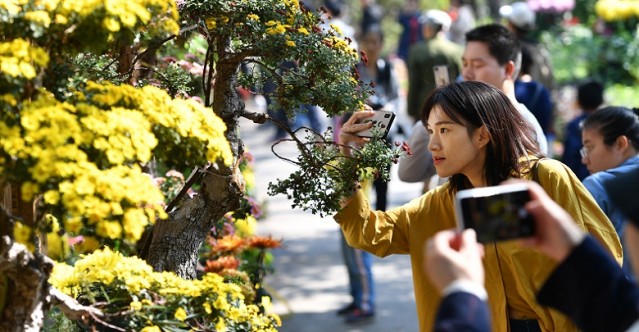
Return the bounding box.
[239,109,423,332]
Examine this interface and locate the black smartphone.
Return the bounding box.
[356,110,395,139]
[455,183,535,243]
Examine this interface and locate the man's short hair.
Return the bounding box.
[465,24,521,68]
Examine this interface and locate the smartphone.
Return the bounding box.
[455,183,535,243]
[356,110,395,139]
[433,65,450,87]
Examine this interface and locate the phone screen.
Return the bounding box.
[458,187,535,243]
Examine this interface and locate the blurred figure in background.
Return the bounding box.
[359,0,383,38]
[515,47,554,148]
[561,80,604,180]
[401,9,462,192]
[447,0,476,45]
[397,0,423,62]
[357,25,400,212]
[263,60,325,141]
[581,106,639,280]
[500,1,554,92]
[406,9,462,122]
[326,1,377,323]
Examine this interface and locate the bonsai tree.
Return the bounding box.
[0,0,404,329]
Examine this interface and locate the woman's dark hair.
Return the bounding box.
[421,81,543,192]
[577,80,604,112]
[582,106,639,151]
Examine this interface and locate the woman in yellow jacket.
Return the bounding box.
[335,81,622,332]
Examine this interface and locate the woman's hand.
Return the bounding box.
[338,110,375,156]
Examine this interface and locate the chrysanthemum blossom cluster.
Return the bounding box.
[1,81,232,248]
[50,247,281,331]
[595,0,639,21]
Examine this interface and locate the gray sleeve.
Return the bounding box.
[398,121,436,183]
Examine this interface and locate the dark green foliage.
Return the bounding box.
[267,127,407,217]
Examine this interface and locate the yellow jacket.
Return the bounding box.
[335,158,622,332]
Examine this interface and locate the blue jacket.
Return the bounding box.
[435,292,490,332]
[561,114,590,180]
[515,80,553,136]
[583,155,639,278]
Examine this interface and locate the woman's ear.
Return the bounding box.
[475,125,491,148]
[615,135,630,152]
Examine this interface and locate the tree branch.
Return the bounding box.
[204,43,216,107]
[164,166,206,213]
[48,287,103,321]
[104,34,179,82]
[131,34,179,70]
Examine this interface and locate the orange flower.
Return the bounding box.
[204,256,240,273]
[246,235,282,249]
[211,234,246,254]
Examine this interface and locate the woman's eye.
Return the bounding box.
[439,128,448,134]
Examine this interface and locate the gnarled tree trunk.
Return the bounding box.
[0,236,53,331]
[143,43,246,278]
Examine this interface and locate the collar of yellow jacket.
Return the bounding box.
[512,155,544,178]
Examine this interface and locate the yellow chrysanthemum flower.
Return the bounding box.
[297,27,309,35]
[203,302,212,314]
[174,307,188,321]
[96,221,123,240]
[234,215,257,236]
[130,301,142,311]
[76,236,100,253]
[24,10,52,27]
[329,23,343,35]
[206,17,216,29]
[13,222,32,248]
[0,39,49,79]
